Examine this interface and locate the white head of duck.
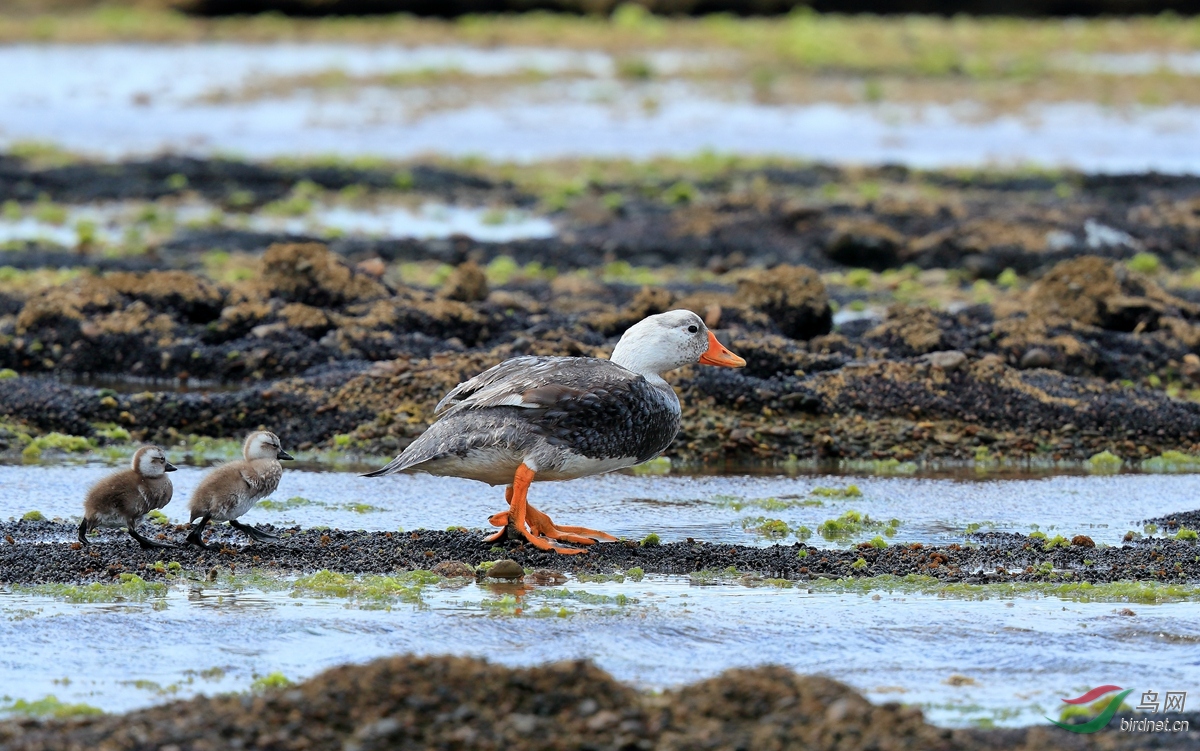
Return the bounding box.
[610,309,745,382]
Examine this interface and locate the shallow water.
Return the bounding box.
[2,464,1195,545]
[0,198,555,248]
[2,464,1199,726]
[1,574,1197,728]
[3,44,1200,172]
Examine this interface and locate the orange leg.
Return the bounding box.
[486,487,617,545]
[482,465,589,554]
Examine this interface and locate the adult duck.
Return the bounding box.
[365,310,746,554]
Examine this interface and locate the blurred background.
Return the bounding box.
[3,1,1200,170]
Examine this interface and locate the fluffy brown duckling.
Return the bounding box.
[78,445,177,549]
[186,430,293,549]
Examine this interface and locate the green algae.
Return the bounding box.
[803,574,1200,604]
[715,495,823,511]
[626,567,645,582]
[340,502,384,513]
[289,569,440,609]
[689,566,743,586]
[20,431,93,461]
[640,532,661,547]
[840,458,918,475]
[94,424,131,442]
[1142,450,1200,473]
[15,574,167,604]
[146,509,170,526]
[1042,534,1071,550]
[250,672,292,692]
[1126,252,1161,274]
[0,695,103,719]
[0,368,16,380]
[1176,528,1198,542]
[811,485,862,498]
[257,496,381,514]
[576,572,629,583]
[741,517,793,539]
[20,510,45,521]
[257,496,316,511]
[1086,450,1123,473]
[630,456,671,475]
[817,510,900,541]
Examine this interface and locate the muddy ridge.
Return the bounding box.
[7,156,1200,276]
[2,520,1198,586]
[2,653,1197,751]
[5,239,1200,463]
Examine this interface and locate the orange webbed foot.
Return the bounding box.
[482,467,599,555]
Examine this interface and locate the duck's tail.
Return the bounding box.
[361,453,419,478]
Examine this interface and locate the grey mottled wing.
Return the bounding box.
[365,356,680,478]
[435,356,638,417]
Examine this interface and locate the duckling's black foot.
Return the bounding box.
[230,520,278,542]
[185,533,216,551]
[129,527,178,550]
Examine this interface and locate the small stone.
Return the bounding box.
[356,257,387,278]
[923,350,967,371]
[432,560,474,578]
[1115,608,1136,616]
[531,569,567,585]
[486,559,524,580]
[1071,535,1095,548]
[1020,347,1054,369]
[576,698,599,717]
[586,710,619,731]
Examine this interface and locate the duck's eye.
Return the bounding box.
[687,324,699,333]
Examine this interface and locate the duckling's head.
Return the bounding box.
[610,310,746,377]
[132,445,176,477]
[243,431,295,462]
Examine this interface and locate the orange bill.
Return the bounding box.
[698,330,746,368]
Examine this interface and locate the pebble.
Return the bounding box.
[923,350,967,371]
[432,560,475,578]
[1019,347,1054,369]
[486,559,525,580]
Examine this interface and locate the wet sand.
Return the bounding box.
[3,519,1199,586]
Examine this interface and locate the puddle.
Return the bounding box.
[2,44,1199,171]
[0,198,555,248]
[3,465,1198,726]
[1,573,1197,728]
[242,202,555,243]
[50,373,245,394]
[1058,52,1200,76]
[3,465,1198,547]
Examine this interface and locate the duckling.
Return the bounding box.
[78,445,177,549]
[186,430,293,549]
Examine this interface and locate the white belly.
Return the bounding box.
[213,492,267,521]
[93,511,129,528]
[417,448,639,485]
[537,453,639,481]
